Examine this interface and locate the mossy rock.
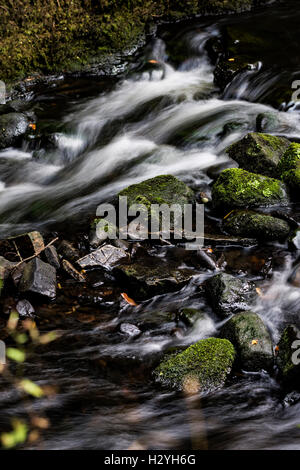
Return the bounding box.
[212,168,288,211]
[278,143,300,197]
[205,272,256,318]
[278,143,300,175]
[277,325,300,388]
[154,337,235,392]
[220,311,273,371]
[118,175,194,210]
[226,133,290,178]
[223,210,291,241]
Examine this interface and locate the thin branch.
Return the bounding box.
[12,237,59,270]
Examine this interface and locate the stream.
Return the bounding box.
[1,0,300,450]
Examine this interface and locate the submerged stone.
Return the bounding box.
[154,337,235,392]
[212,168,288,211]
[115,257,195,300]
[205,272,256,318]
[223,210,291,241]
[220,311,273,371]
[226,133,290,177]
[19,258,56,299]
[120,323,141,338]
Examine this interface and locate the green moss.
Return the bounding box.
[154,337,235,392]
[278,143,300,174]
[277,325,300,385]
[226,133,290,177]
[277,144,300,197]
[223,210,291,241]
[118,174,195,210]
[0,0,273,82]
[212,168,288,211]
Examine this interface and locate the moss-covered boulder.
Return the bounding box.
[205,272,256,318]
[212,168,288,211]
[278,143,300,175]
[223,210,291,241]
[118,175,194,210]
[154,337,235,392]
[226,133,290,178]
[278,143,300,197]
[277,325,300,387]
[220,311,273,371]
[0,113,29,149]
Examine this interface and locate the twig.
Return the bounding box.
[13,241,23,262]
[12,237,59,270]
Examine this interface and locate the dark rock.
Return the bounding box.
[78,244,129,269]
[16,299,35,318]
[220,311,273,371]
[0,256,18,280]
[154,337,235,392]
[0,113,29,149]
[226,133,290,178]
[205,272,256,318]
[58,240,80,264]
[62,259,85,281]
[8,231,44,259]
[115,257,195,300]
[277,325,300,387]
[19,258,56,299]
[44,245,60,269]
[223,210,291,241]
[120,323,141,338]
[212,168,288,212]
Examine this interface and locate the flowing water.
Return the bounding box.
[1,0,300,450]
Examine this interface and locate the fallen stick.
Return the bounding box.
[12,237,59,270]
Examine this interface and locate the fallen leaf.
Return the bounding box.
[148,59,159,64]
[228,58,235,62]
[251,340,258,346]
[121,293,138,306]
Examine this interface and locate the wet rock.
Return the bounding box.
[19,258,56,299]
[277,325,300,387]
[8,231,44,259]
[118,174,195,231]
[212,168,288,212]
[78,244,129,269]
[62,259,85,282]
[120,323,141,338]
[0,256,18,280]
[256,113,279,133]
[154,337,235,392]
[44,245,60,269]
[115,257,195,300]
[220,311,273,371]
[278,143,300,197]
[89,219,118,248]
[205,272,256,318]
[223,210,291,241]
[58,240,80,264]
[16,299,35,318]
[0,113,29,149]
[226,133,290,178]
